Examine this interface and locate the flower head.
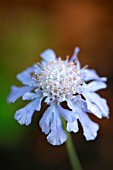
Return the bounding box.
[7,47,109,145]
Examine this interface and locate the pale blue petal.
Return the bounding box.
[23,89,42,100]
[83,91,109,118]
[66,95,99,140]
[66,95,99,138]
[23,92,43,111]
[70,47,80,70]
[57,104,77,122]
[7,86,34,103]
[14,98,40,125]
[66,99,77,112]
[85,81,107,92]
[83,95,102,118]
[35,97,43,111]
[44,96,51,104]
[34,64,42,74]
[39,103,67,145]
[83,68,107,82]
[47,127,67,146]
[67,120,79,133]
[40,49,56,62]
[47,109,67,145]
[78,109,99,141]
[39,104,53,134]
[17,65,36,85]
[35,88,42,94]
[73,95,89,112]
[23,92,38,100]
[66,95,88,113]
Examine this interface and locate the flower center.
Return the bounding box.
[35,58,83,101]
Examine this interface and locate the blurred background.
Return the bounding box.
[0,0,113,169]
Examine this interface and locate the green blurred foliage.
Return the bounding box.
[0,11,56,148]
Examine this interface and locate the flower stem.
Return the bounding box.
[63,119,82,170]
[66,131,82,170]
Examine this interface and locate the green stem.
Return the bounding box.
[63,119,82,170]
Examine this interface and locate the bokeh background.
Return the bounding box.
[0,0,113,169]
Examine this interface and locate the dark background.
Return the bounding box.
[0,0,113,169]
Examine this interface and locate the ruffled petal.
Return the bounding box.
[65,95,99,138]
[78,109,99,141]
[47,127,67,146]
[83,91,109,118]
[57,104,79,134]
[17,65,37,85]
[47,108,67,146]
[66,99,77,112]
[23,92,43,111]
[35,97,43,111]
[66,95,88,113]
[85,81,107,92]
[84,96,102,118]
[83,68,107,82]
[39,102,67,145]
[7,86,34,103]
[23,89,42,100]
[70,47,80,70]
[67,120,79,133]
[40,49,56,62]
[57,104,77,122]
[73,95,89,112]
[23,92,38,100]
[14,98,40,125]
[39,104,53,134]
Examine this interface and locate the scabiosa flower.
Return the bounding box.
[7,47,109,145]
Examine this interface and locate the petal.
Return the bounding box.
[35,97,43,111]
[44,96,51,104]
[34,64,42,74]
[23,92,38,100]
[22,92,43,111]
[7,86,34,103]
[83,91,109,118]
[78,109,99,141]
[40,49,56,62]
[57,104,77,122]
[66,99,77,112]
[70,47,80,70]
[47,108,67,145]
[47,127,67,146]
[66,95,89,113]
[39,104,53,134]
[17,65,36,85]
[66,96,99,140]
[83,68,107,82]
[85,81,107,92]
[67,120,79,133]
[73,95,89,112]
[84,95,102,118]
[39,102,67,145]
[14,98,40,125]
[23,89,42,100]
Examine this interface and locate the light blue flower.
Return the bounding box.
[7,47,109,145]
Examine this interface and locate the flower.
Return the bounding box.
[7,47,109,146]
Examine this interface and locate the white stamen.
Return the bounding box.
[35,59,84,101]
